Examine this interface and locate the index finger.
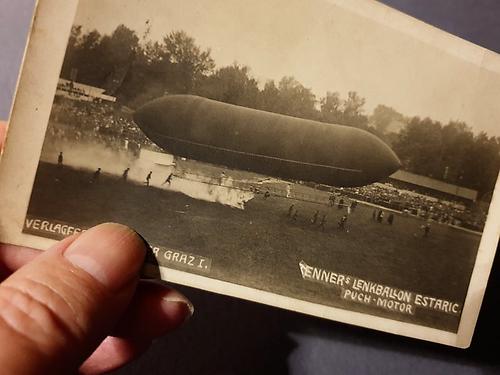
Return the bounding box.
[0,244,40,275]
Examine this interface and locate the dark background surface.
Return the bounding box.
[1,1,499,374]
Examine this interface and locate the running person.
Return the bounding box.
[57,152,63,169]
[122,168,130,181]
[162,173,173,186]
[90,168,101,184]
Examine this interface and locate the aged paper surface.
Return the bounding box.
[0,0,499,347]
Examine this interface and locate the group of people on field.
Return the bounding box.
[57,150,433,238]
[372,209,394,225]
[57,152,174,188]
[286,197,354,233]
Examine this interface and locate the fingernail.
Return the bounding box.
[161,291,194,324]
[64,223,146,290]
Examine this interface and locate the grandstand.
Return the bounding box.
[56,78,116,103]
[388,170,478,203]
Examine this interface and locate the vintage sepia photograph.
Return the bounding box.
[4,0,499,344]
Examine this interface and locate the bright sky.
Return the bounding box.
[73,0,500,136]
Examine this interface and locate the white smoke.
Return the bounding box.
[168,173,254,210]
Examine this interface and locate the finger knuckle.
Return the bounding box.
[0,278,86,349]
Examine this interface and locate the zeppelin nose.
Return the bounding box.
[336,127,401,186]
[381,146,401,176]
[363,132,401,182]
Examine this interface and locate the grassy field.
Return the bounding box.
[26,162,480,332]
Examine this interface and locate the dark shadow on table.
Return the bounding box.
[114,284,297,375]
[116,242,500,375]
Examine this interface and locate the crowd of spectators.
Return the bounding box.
[47,98,156,156]
[337,184,486,231]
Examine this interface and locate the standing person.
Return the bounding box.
[287,204,295,218]
[90,168,101,184]
[423,222,431,237]
[319,214,327,231]
[351,200,357,211]
[311,210,319,225]
[377,210,384,223]
[338,215,348,231]
[338,198,344,210]
[329,194,335,207]
[387,213,394,225]
[122,168,130,181]
[57,152,63,169]
[219,171,226,185]
[145,171,152,187]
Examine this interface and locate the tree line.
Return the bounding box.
[60,24,500,199]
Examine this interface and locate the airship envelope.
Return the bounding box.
[134,95,401,187]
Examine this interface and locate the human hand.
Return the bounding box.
[0,122,193,374]
[0,120,6,151]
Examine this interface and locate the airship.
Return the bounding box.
[133,95,400,187]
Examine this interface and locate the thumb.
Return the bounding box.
[0,223,146,374]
